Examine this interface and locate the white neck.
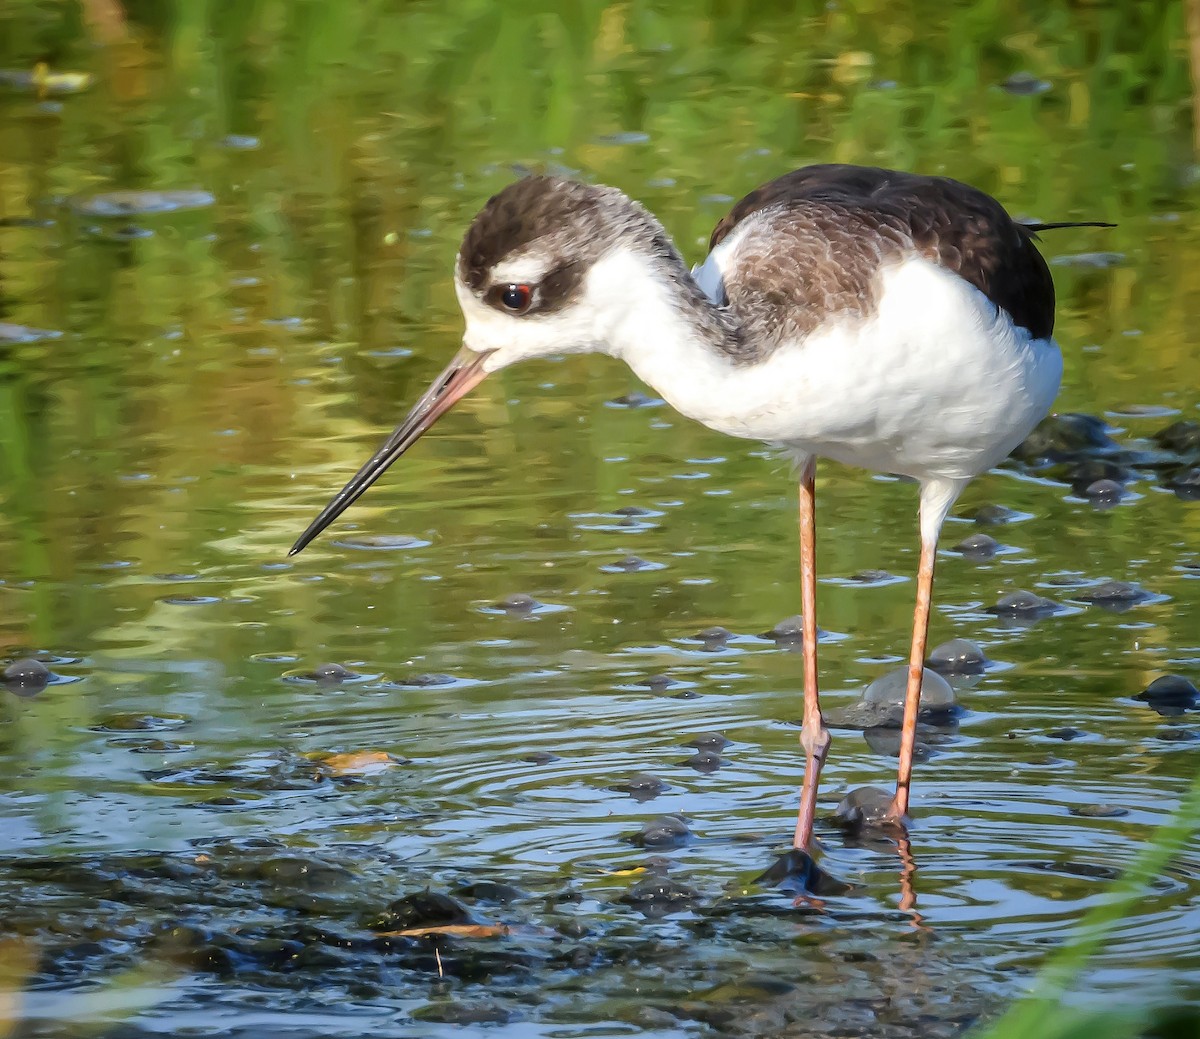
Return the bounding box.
[585,246,765,435]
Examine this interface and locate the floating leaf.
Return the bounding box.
[378,924,509,939]
[314,750,400,776]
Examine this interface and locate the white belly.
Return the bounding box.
[659,257,1062,484]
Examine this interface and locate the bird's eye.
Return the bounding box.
[498,283,532,314]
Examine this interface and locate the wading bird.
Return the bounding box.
[292,165,1098,852]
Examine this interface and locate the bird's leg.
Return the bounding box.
[793,458,830,850]
[888,529,939,823]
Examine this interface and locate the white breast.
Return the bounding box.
[630,255,1062,484]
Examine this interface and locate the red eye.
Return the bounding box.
[499,283,532,313]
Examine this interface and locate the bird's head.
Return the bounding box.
[290,176,674,555]
[454,175,672,370]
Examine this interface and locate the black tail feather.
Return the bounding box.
[1022,220,1117,232]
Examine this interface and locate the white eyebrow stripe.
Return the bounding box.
[489,252,553,286]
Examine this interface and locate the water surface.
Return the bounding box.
[1,2,1198,1035]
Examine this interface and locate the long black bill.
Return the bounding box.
[289,345,492,556]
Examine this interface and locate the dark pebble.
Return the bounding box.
[1073,580,1150,605]
[369,890,470,931]
[834,785,896,829]
[1082,478,1124,503]
[985,590,1061,617]
[496,593,539,612]
[610,773,668,800]
[606,554,653,572]
[637,674,678,691]
[760,615,823,641]
[951,533,1000,560]
[686,732,731,751]
[629,814,691,849]
[619,876,701,915]
[1046,727,1087,741]
[926,638,988,676]
[1169,467,1200,500]
[862,665,956,713]
[3,657,51,691]
[310,662,358,683]
[970,503,1018,525]
[452,881,524,904]
[1134,675,1199,710]
[691,625,732,643]
[1156,728,1199,742]
[1069,804,1129,818]
[849,569,893,583]
[612,505,653,517]
[1154,419,1200,455]
[607,391,661,408]
[92,713,188,732]
[680,750,726,773]
[1066,458,1129,487]
[522,750,559,764]
[1014,413,1119,463]
[397,672,456,687]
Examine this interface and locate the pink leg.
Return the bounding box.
[889,536,937,821]
[793,459,831,850]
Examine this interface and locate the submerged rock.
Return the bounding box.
[969,503,1019,525]
[1134,675,1199,713]
[369,890,470,931]
[985,590,1061,618]
[627,814,691,849]
[1069,803,1128,818]
[848,569,894,583]
[636,674,679,691]
[309,662,359,683]
[1154,420,1200,455]
[607,391,661,408]
[760,615,827,642]
[604,554,655,572]
[396,672,456,687]
[3,657,51,692]
[1169,466,1200,500]
[926,638,988,676]
[951,533,1000,560]
[1082,478,1124,503]
[686,732,731,751]
[1072,580,1151,606]
[679,750,726,773]
[496,593,540,612]
[825,666,956,729]
[1013,413,1119,463]
[610,773,668,801]
[834,785,897,829]
[619,876,701,915]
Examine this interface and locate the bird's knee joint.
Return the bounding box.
[800,720,831,761]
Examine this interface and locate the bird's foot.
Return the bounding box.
[755,846,853,900]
